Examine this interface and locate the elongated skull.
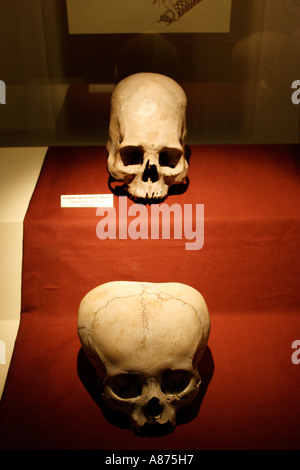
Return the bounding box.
[77,281,210,433]
[107,73,189,203]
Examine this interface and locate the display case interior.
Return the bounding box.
[0,0,300,452]
[0,0,299,146]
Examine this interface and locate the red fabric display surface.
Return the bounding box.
[0,144,300,450]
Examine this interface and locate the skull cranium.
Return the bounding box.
[106,73,189,203]
[77,281,210,433]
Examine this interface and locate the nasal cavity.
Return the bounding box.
[145,397,163,417]
[142,160,159,183]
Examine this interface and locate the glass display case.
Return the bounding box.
[0,0,299,147]
[0,0,300,453]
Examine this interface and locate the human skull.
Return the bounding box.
[77,281,210,433]
[106,73,189,203]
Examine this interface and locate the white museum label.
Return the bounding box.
[61,194,114,208]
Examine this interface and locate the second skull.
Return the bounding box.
[78,281,210,434]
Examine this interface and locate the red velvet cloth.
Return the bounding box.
[0,144,300,450]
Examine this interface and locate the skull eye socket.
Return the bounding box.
[109,374,143,398]
[161,370,192,394]
[159,148,182,168]
[120,146,144,166]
